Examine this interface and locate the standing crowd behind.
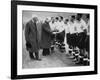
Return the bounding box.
[25,13,90,65]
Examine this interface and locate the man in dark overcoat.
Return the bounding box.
[25,16,41,60]
[41,17,52,56]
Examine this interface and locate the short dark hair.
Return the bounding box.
[86,14,90,19]
[51,17,54,19]
[71,15,75,19]
[55,17,59,20]
[65,19,69,22]
[59,16,63,20]
[77,13,82,18]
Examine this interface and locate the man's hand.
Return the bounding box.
[53,29,59,32]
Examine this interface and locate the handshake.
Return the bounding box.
[52,29,59,34]
[52,29,59,32]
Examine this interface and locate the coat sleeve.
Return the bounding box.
[42,24,52,34]
[25,23,30,42]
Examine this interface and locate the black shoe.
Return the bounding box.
[36,58,42,61]
[42,53,46,56]
[29,52,35,60]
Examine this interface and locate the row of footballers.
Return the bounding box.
[50,14,90,65]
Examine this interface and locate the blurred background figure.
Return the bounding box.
[49,17,56,53]
[75,13,87,64]
[83,14,90,65]
[68,15,76,49]
[64,18,70,54]
[56,16,65,52]
[25,15,41,61]
[41,17,53,56]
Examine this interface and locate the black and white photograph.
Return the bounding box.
[11,1,97,79]
[22,11,90,68]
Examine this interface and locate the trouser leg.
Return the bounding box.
[46,48,50,55]
[35,52,41,61]
[51,47,54,51]
[43,48,50,56]
[42,49,46,56]
[29,52,35,59]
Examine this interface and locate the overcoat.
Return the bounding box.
[25,20,40,52]
[41,22,52,48]
[36,21,42,47]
